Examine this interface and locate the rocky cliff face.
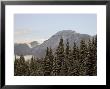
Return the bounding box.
[14,30,93,58]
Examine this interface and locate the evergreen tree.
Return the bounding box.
[52,57,58,76]
[73,42,78,60]
[60,39,69,75]
[86,39,94,75]
[24,61,30,76]
[14,36,97,76]
[68,42,80,76]
[65,39,70,56]
[72,42,80,75]
[61,39,71,75]
[35,58,44,76]
[15,55,28,76]
[48,47,54,75]
[93,36,97,75]
[55,37,65,75]
[14,55,19,75]
[86,37,97,76]
[91,36,97,75]
[30,56,37,75]
[79,40,88,75]
[19,55,25,65]
[44,47,51,76]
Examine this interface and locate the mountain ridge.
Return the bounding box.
[14,30,96,58]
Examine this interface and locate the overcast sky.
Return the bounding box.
[14,14,97,43]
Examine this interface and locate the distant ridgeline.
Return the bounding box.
[14,35,97,76]
[14,30,96,58]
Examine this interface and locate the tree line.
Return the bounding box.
[14,36,97,76]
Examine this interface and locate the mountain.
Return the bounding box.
[14,43,31,56]
[14,30,93,58]
[14,41,39,56]
[30,41,39,48]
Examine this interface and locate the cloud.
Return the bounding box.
[15,38,47,44]
[14,28,32,36]
[14,28,48,44]
[36,38,47,44]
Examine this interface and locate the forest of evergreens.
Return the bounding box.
[14,36,97,76]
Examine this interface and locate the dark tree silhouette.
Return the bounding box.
[14,37,97,76]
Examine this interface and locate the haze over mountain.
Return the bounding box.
[14,43,31,56]
[14,30,94,58]
[30,41,40,48]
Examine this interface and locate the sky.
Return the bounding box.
[14,14,97,44]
